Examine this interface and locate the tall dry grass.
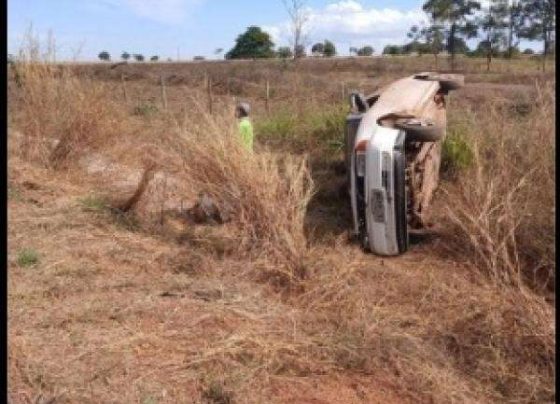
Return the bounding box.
[166,100,314,286]
[8,32,125,169]
[443,81,555,293]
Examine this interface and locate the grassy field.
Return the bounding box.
[7,51,555,403]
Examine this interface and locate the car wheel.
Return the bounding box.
[394,117,444,142]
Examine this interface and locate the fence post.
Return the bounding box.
[160,75,168,110]
[265,79,270,114]
[121,73,128,104]
[206,72,213,114]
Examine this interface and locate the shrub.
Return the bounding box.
[16,248,39,267]
[441,127,474,177]
[133,102,159,117]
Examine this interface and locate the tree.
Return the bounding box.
[422,0,481,70]
[121,51,130,61]
[323,40,336,57]
[150,55,159,62]
[294,44,306,58]
[478,0,508,70]
[522,47,535,54]
[349,46,359,56]
[383,45,403,55]
[357,46,374,56]
[311,42,325,55]
[424,23,445,67]
[98,50,111,61]
[503,0,526,58]
[277,46,294,58]
[133,54,144,62]
[193,56,205,60]
[282,0,310,58]
[519,0,555,71]
[225,26,275,59]
[214,48,223,56]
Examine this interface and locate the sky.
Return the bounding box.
[8,0,542,61]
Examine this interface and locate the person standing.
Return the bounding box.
[235,102,254,151]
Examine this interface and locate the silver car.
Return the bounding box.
[345,72,464,255]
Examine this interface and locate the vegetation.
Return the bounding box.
[276,46,293,58]
[97,50,110,61]
[133,53,145,62]
[311,40,336,57]
[226,26,275,59]
[422,0,481,70]
[121,51,130,61]
[7,22,555,404]
[16,248,39,267]
[282,0,309,58]
[356,45,374,56]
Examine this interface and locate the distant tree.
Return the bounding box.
[323,39,336,57]
[282,0,310,58]
[225,26,275,59]
[277,46,294,58]
[522,47,535,54]
[193,55,206,60]
[294,44,306,58]
[478,0,508,70]
[519,0,555,71]
[422,0,481,70]
[383,45,403,55]
[8,53,14,64]
[450,37,471,54]
[214,48,223,56]
[150,55,159,62]
[133,54,145,62]
[503,0,526,58]
[121,51,130,61]
[98,50,111,61]
[167,57,173,61]
[349,46,359,56]
[357,45,374,56]
[311,42,325,55]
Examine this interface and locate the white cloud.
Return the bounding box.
[101,0,203,24]
[264,0,428,53]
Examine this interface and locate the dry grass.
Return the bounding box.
[165,101,314,287]
[443,81,555,293]
[7,39,555,404]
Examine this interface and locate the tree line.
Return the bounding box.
[96,0,554,70]
[385,0,555,71]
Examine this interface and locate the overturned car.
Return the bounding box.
[345,72,464,256]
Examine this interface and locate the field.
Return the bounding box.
[7,52,555,403]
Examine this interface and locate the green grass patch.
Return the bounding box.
[256,103,346,154]
[442,126,474,178]
[133,102,159,117]
[16,248,39,268]
[78,194,107,212]
[8,186,23,202]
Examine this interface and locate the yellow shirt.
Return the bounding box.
[238,117,254,151]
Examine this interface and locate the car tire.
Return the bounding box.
[394,117,444,142]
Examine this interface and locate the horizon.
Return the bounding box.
[8,0,543,62]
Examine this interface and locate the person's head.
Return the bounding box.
[235,102,250,119]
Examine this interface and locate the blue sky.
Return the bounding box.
[8,0,541,61]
